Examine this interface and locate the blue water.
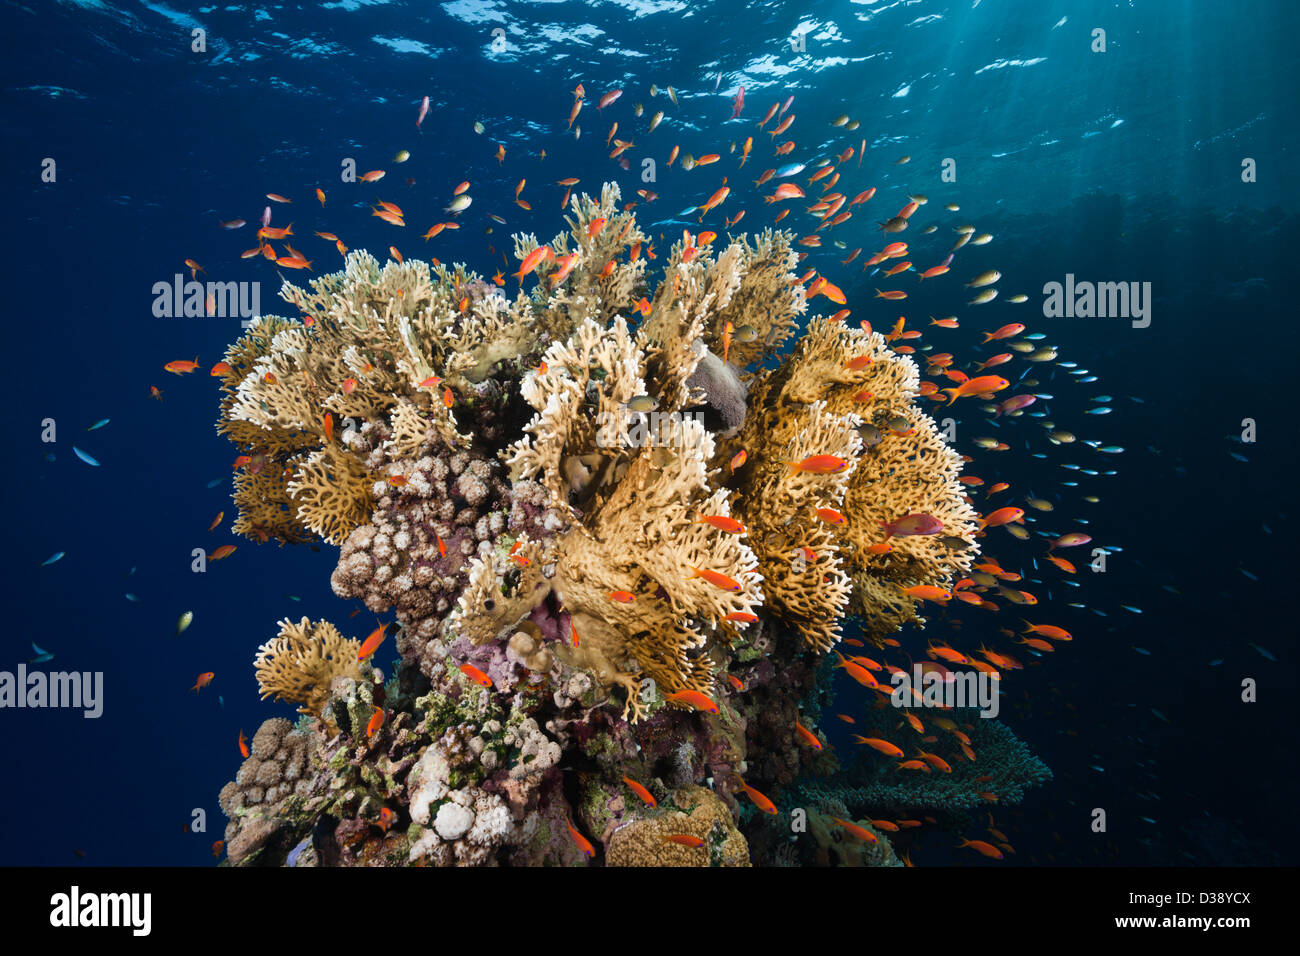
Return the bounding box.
[2,0,1296,865]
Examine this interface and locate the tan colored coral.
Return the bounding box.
[719,316,978,644]
[231,464,313,545]
[606,785,750,867]
[505,315,648,516]
[218,187,983,730]
[253,616,369,717]
[723,397,860,651]
[286,444,377,546]
[709,228,806,369]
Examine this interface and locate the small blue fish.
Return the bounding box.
[1122,605,1143,614]
[206,478,224,488]
[1025,332,1046,340]
[775,163,805,177]
[86,419,110,431]
[1079,376,1098,382]
[677,206,697,216]
[1084,407,1111,415]
[73,446,100,466]
[1090,396,1112,403]
[1240,569,1258,581]
[1097,446,1124,454]
[1229,452,1249,463]
[1150,708,1170,724]
[125,593,141,602]
[1089,765,1104,773]
[44,452,56,462]
[29,643,54,664]
[1249,643,1277,662]
[1059,362,1077,369]
[218,695,225,709]
[1208,659,1223,667]
[1133,646,1151,655]
[1141,817,1157,825]
[1130,396,1145,403]
[41,551,66,566]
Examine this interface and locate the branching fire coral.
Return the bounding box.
[216,183,1044,867]
[253,617,368,717]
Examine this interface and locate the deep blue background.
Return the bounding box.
[1,0,1295,865]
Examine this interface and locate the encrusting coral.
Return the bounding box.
[215,183,1047,867]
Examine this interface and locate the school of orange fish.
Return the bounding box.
[166,77,1132,864]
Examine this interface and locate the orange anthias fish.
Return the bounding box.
[238,730,249,758]
[190,672,214,693]
[458,663,493,688]
[736,778,778,815]
[209,544,237,561]
[164,358,200,375]
[665,689,719,714]
[837,655,879,689]
[853,736,904,757]
[958,837,1005,859]
[981,506,1025,528]
[904,585,952,603]
[794,720,823,751]
[208,511,224,532]
[787,455,849,475]
[357,623,387,661]
[688,566,742,592]
[623,776,657,808]
[566,816,595,859]
[831,817,879,844]
[366,706,386,738]
[662,834,706,848]
[696,515,747,534]
[942,375,1009,404]
[982,323,1026,343]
